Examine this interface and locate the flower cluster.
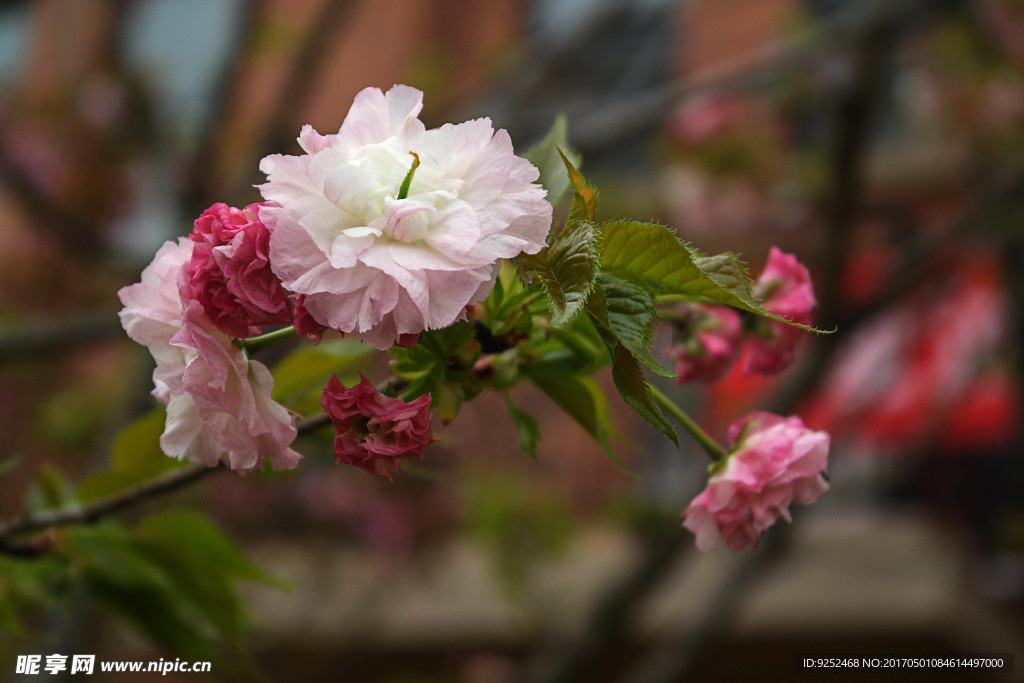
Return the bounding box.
[682,412,830,551]
[118,238,300,472]
[119,84,550,473]
[667,247,816,382]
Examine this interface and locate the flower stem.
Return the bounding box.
[649,385,727,462]
[242,325,297,353]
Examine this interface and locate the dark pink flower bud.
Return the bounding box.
[184,202,292,338]
[667,304,743,383]
[744,247,816,375]
[321,374,435,480]
[682,411,830,551]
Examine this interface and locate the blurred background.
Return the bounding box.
[1,0,1023,680]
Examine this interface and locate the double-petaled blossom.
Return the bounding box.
[667,304,743,383]
[118,238,300,472]
[184,202,292,339]
[258,84,552,349]
[321,374,434,480]
[682,411,829,551]
[744,247,817,374]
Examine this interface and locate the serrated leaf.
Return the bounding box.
[515,219,597,326]
[502,392,542,459]
[591,272,672,377]
[599,220,826,332]
[522,112,581,207]
[523,372,634,475]
[559,148,598,223]
[586,288,678,447]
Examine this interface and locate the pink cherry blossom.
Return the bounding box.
[118,238,300,472]
[321,374,434,480]
[682,411,829,551]
[258,84,552,349]
[184,202,292,339]
[745,247,816,374]
[667,304,743,383]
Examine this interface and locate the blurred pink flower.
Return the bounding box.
[322,374,434,480]
[258,84,552,349]
[683,411,829,551]
[118,238,300,472]
[745,247,816,374]
[668,93,741,146]
[667,304,743,383]
[184,202,292,339]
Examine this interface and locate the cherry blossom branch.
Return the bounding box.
[0,413,331,557]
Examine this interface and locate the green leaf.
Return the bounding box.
[132,511,284,643]
[389,322,478,408]
[0,455,21,479]
[271,338,375,414]
[559,148,598,224]
[78,408,187,503]
[585,288,678,447]
[515,219,598,326]
[523,372,633,474]
[66,524,216,659]
[502,391,542,459]
[599,220,826,332]
[65,512,282,661]
[591,271,672,377]
[522,113,581,208]
[27,465,76,512]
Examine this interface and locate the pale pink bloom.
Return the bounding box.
[118,238,300,472]
[321,374,434,480]
[258,84,552,349]
[745,247,816,374]
[683,411,829,551]
[184,202,292,339]
[667,304,743,383]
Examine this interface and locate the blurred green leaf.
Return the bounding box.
[522,112,581,208]
[0,456,21,479]
[524,372,632,473]
[502,391,541,459]
[27,465,76,512]
[78,408,186,503]
[65,511,282,661]
[0,555,68,636]
[272,338,375,415]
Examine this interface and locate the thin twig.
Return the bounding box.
[0,414,331,555]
